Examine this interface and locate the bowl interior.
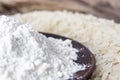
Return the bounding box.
[40,32,95,80]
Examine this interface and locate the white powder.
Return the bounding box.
[0,16,86,80]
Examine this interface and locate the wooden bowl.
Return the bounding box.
[40,32,95,80]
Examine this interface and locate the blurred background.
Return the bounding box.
[0,0,120,23]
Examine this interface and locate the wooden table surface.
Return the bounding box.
[0,0,120,23]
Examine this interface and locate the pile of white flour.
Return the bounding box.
[0,16,85,80]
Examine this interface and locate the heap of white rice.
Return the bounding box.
[13,11,120,80]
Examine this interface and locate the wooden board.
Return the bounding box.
[0,0,120,23]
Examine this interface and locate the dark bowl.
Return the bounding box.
[40,32,95,80]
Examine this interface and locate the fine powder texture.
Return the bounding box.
[13,11,120,80]
[0,16,85,80]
